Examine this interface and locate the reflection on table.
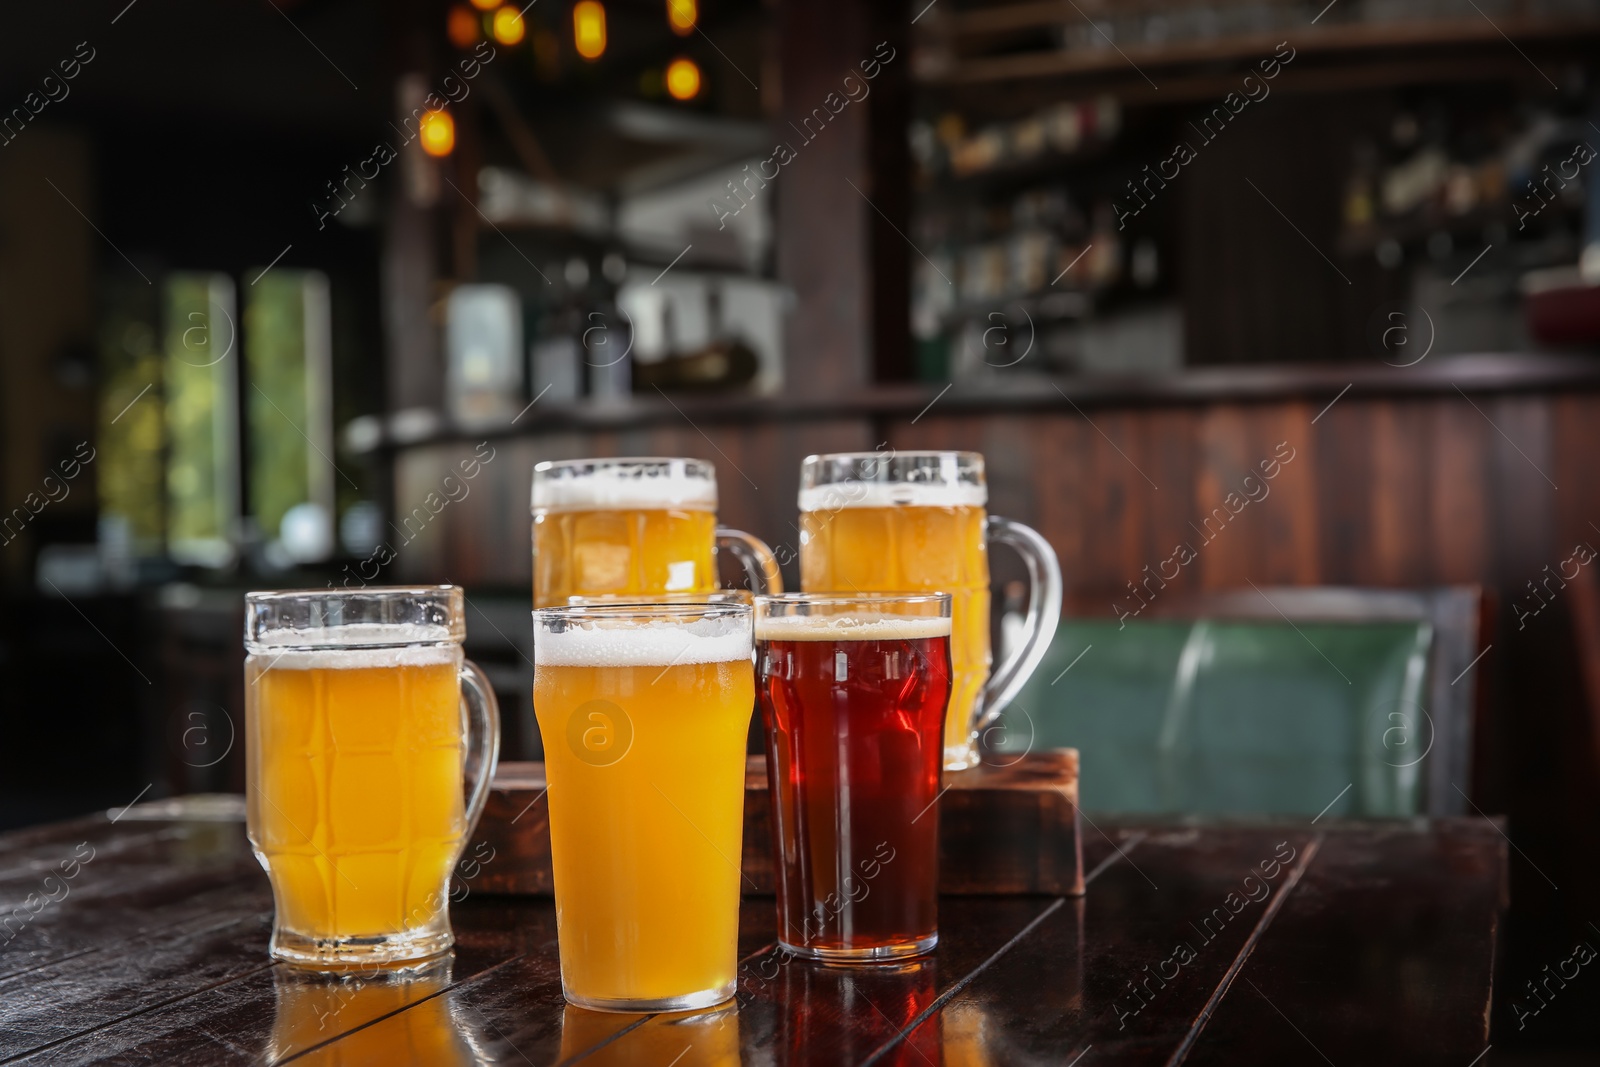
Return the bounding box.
[560,1002,741,1065]
[267,956,486,1066]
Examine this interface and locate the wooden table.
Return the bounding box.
[0,798,1504,1065]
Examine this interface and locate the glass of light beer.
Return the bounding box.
[532,457,781,608]
[533,600,754,1011]
[245,586,501,968]
[799,452,1061,770]
[756,593,952,960]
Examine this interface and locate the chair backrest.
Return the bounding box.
[990,587,1487,818]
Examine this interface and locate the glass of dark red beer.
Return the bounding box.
[754,593,953,960]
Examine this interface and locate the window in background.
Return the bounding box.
[96,277,165,568]
[246,270,335,564]
[164,273,239,568]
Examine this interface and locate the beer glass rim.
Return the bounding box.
[244,585,464,652]
[798,452,986,509]
[755,592,952,613]
[564,590,753,606]
[534,600,753,623]
[532,456,716,475]
[803,450,983,465]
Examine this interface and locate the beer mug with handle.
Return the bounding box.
[798,451,1062,770]
[532,457,781,608]
[244,585,501,967]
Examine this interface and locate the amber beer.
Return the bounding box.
[799,452,1061,770]
[534,602,754,1011]
[756,594,953,960]
[799,498,985,767]
[532,457,778,608]
[244,587,500,968]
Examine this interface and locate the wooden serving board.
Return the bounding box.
[467,749,1083,897]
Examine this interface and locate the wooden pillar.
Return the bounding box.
[775,0,911,394]
[381,0,445,415]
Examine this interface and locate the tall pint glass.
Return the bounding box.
[534,601,755,1011]
[532,457,781,607]
[799,451,1062,770]
[757,593,953,960]
[244,586,501,968]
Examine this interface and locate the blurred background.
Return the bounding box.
[1,0,1599,1056]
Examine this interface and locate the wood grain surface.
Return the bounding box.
[0,798,1504,1065]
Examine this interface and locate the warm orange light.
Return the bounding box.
[667,0,696,35]
[447,5,481,47]
[419,109,455,157]
[573,0,606,60]
[665,57,701,100]
[492,6,525,44]
[470,0,498,10]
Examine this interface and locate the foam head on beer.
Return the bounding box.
[532,456,718,511]
[534,613,751,666]
[754,612,953,642]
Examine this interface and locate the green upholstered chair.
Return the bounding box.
[987,587,1485,818]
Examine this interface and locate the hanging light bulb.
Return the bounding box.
[420,109,456,157]
[492,6,525,44]
[667,0,696,35]
[665,57,701,101]
[573,0,606,60]
[447,5,481,47]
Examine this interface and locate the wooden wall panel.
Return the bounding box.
[1138,407,1203,597]
[1482,395,1557,593]
[1022,415,1092,597]
[1366,401,1431,587]
[1428,400,1491,586]
[1190,402,1319,589]
[1551,392,1600,556]
[1312,398,1372,584]
[390,390,1600,609]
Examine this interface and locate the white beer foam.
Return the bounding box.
[249,626,462,670]
[533,463,717,511]
[755,614,952,642]
[797,481,986,512]
[536,616,752,666]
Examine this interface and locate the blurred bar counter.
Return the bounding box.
[358,352,1600,603]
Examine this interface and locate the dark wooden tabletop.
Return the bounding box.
[0,797,1505,1066]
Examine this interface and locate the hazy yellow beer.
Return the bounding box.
[799,452,1062,770]
[245,587,500,968]
[532,457,778,608]
[534,602,754,1011]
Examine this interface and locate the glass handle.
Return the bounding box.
[459,659,502,838]
[716,527,784,594]
[974,515,1062,743]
